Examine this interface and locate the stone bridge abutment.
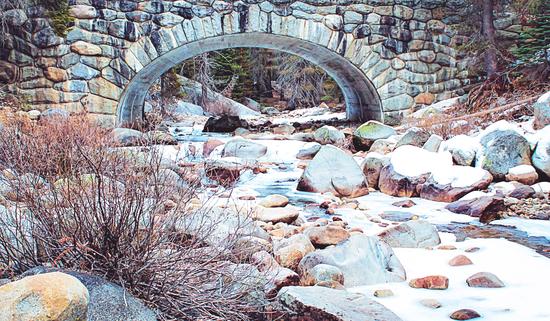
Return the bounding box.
[0,0,524,126]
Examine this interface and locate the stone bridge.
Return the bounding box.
[0,0,523,126]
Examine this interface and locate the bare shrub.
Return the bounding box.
[0,115,275,320]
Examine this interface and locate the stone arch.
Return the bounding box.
[117,32,383,126]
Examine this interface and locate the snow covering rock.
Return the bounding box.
[533,91,550,129]
[476,122,532,179]
[173,101,204,116]
[361,152,390,188]
[259,194,289,208]
[418,166,493,202]
[298,234,406,287]
[410,97,460,119]
[532,130,550,178]
[313,125,346,145]
[378,220,441,248]
[532,182,550,193]
[277,286,403,321]
[297,145,369,197]
[395,127,431,148]
[352,120,396,151]
[505,165,539,185]
[222,138,267,159]
[296,142,321,160]
[422,134,443,152]
[440,134,481,166]
[378,146,453,197]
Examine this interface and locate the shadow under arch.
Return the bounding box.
[117,33,383,126]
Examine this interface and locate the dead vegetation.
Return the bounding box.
[0,115,278,320]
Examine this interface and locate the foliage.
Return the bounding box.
[0,115,274,320]
[37,0,74,36]
[513,1,550,68]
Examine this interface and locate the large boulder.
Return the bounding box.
[378,146,453,197]
[277,286,402,321]
[203,115,248,133]
[172,101,204,116]
[378,220,441,248]
[22,269,156,321]
[440,135,481,166]
[222,138,267,159]
[418,166,493,202]
[533,91,550,129]
[313,126,346,145]
[476,123,532,179]
[532,130,550,178]
[352,121,396,151]
[297,145,369,197]
[0,272,89,321]
[111,128,144,146]
[179,76,259,117]
[298,234,406,287]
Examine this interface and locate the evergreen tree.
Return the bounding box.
[514,1,550,67]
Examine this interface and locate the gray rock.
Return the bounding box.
[172,101,204,116]
[534,91,550,129]
[441,135,480,166]
[532,129,550,177]
[422,134,443,152]
[378,220,441,248]
[278,286,403,321]
[298,234,406,287]
[297,145,369,197]
[111,128,144,146]
[40,108,70,121]
[395,127,431,148]
[477,128,531,179]
[296,143,321,160]
[222,138,267,159]
[313,126,346,145]
[353,120,396,151]
[3,9,27,27]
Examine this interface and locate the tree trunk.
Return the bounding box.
[482,0,498,78]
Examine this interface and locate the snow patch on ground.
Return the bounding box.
[351,237,550,321]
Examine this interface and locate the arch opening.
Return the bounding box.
[117,33,383,126]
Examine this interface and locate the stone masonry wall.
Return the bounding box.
[0,0,527,126]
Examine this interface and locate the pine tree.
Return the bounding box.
[514,1,550,66]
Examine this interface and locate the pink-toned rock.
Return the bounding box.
[466,272,505,288]
[450,309,481,320]
[449,255,473,266]
[203,139,224,157]
[304,225,350,248]
[505,165,539,185]
[409,275,449,290]
[392,199,416,208]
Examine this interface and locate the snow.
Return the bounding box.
[390,145,453,177]
[491,217,550,239]
[477,120,526,139]
[431,166,489,188]
[440,134,480,154]
[531,182,550,193]
[270,111,346,125]
[507,164,535,175]
[351,237,550,321]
